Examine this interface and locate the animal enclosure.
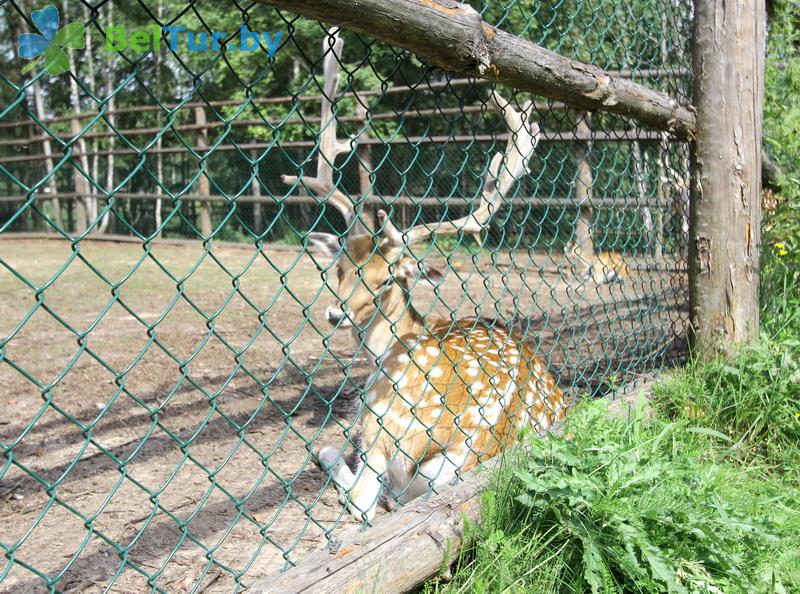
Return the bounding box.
[0,0,747,591]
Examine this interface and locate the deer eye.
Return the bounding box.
[378,277,395,289]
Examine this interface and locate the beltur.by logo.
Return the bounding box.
[106,25,283,57]
[17,4,283,77]
[17,5,84,75]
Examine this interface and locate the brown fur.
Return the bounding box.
[564,241,629,284]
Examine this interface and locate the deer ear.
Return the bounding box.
[307,232,342,262]
[395,258,444,285]
[420,263,445,284]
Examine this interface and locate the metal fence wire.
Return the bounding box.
[0,0,692,591]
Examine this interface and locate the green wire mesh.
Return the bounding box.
[1,0,691,591]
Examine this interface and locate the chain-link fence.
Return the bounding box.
[1,0,691,591]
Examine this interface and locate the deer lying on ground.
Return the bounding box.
[563,240,629,284]
[288,31,566,520]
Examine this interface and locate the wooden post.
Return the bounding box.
[691,0,765,353]
[194,106,213,237]
[573,113,594,277]
[653,151,664,262]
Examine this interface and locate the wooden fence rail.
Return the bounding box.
[0,193,675,210]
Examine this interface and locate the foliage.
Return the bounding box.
[428,399,800,594]
[763,0,800,337]
[653,338,800,471]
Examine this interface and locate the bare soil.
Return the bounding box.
[0,238,687,593]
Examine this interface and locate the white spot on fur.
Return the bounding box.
[481,400,504,424]
[429,367,443,378]
[370,401,389,416]
[466,368,478,377]
[426,346,439,357]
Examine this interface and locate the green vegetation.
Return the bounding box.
[427,397,799,593]
[426,4,800,591]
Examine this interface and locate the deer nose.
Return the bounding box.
[325,305,352,328]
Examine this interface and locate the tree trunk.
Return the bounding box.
[251,151,262,234]
[632,140,653,252]
[154,0,165,237]
[64,0,91,233]
[690,0,765,353]
[31,82,62,231]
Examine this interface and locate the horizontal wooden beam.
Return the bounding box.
[254,0,695,138]
[0,193,673,210]
[0,71,691,131]
[0,130,669,164]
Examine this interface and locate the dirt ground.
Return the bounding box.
[0,238,687,593]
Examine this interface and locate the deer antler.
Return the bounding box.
[380,92,540,247]
[282,27,371,234]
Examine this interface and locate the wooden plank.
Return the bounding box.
[0,131,672,166]
[0,71,692,131]
[253,0,695,138]
[250,461,495,594]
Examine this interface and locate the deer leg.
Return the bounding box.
[318,447,355,506]
[405,446,469,502]
[319,446,386,522]
[345,450,387,522]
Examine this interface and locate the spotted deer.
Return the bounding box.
[563,240,629,284]
[287,29,566,523]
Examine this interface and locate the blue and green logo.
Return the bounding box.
[18,5,85,76]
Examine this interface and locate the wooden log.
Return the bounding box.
[690,0,765,353]
[253,0,696,138]
[250,461,494,594]
[69,115,89,233]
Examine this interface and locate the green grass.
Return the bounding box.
[425,393,800,594]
